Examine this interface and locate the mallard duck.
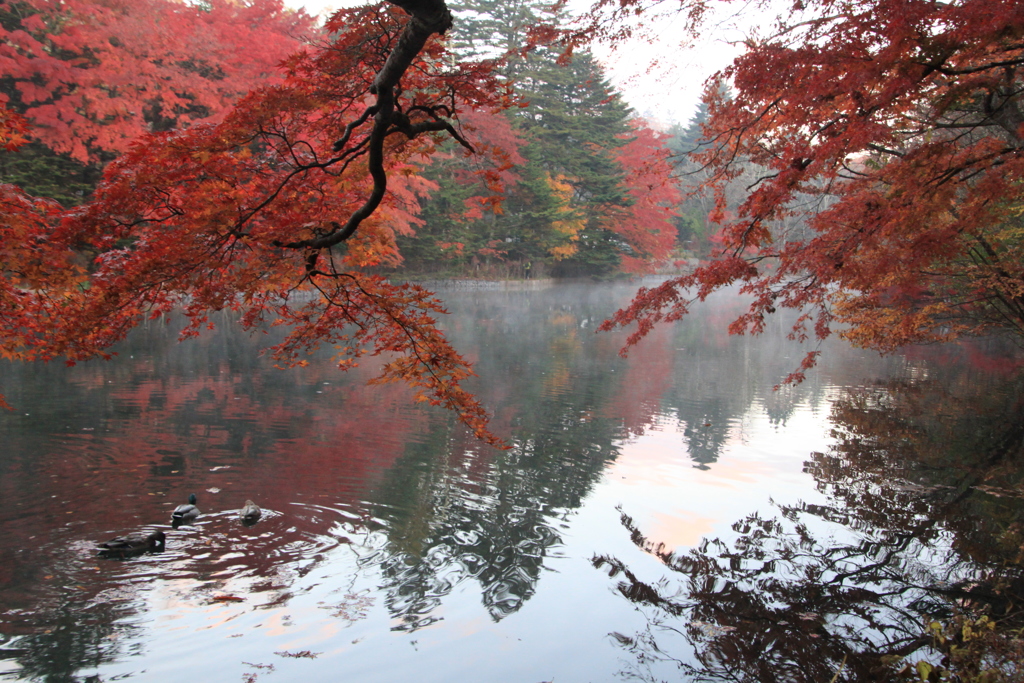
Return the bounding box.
[239,499,261,525]
[97,530,166,558]
[171,493,200,527]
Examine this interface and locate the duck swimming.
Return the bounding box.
[239,500,261,525]
[97,530,166,558]
[171,493,200,527]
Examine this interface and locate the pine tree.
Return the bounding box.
[402,0,672,278]
[514,50,633,276]
[447,0,536,78]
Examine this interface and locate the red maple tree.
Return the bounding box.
[612,121,680,274]
[0,0,513,444]
[594,0,1024,381]
[0,0,314,162]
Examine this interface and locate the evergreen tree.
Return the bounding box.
[668,100,709,156]
[402,0,673,278]
[0,142,101,207]
[666,102,715,256]
[512,50,633,276]
[447,0,536,78]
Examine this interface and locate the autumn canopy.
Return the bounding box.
[0,0,516,443]
[599,0,1024,382]
[0,0,1022,441]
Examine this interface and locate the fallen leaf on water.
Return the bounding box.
[689,621,738,637]
[275,650,321,659]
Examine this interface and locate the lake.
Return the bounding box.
[1,281,1022,682]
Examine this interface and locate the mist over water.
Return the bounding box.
[1,281,1020,682]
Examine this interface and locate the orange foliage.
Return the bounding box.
[545,173,585,259]
[0,98,29,151]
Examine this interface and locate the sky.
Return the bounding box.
[586,13,746,126]
[284,0,751,126]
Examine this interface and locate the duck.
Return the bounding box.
[97,530,166,558]
[171,493,200,527]
[239,499,261,525]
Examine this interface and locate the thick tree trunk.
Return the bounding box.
[375,0,453,95]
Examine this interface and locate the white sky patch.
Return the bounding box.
[589,18,744,127]
[287,0,353,19]
[584,0,775,126]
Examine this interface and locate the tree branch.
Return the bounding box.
[277,0,454,251]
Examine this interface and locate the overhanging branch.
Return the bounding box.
[276,0,454,251]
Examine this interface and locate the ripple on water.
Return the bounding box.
[0,498,376,642]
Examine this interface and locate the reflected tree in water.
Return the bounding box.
[656,300,845,469]
[0,284,921,677]
[595,368,1024,682]
[358,286,828,629]
[368,389,624,629]
[0,573,139,683]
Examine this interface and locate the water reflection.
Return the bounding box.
[0,281,958,682]
[368,432,594,628]
[596,347,1024,681]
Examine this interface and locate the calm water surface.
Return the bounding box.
[1,282,1022,682]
